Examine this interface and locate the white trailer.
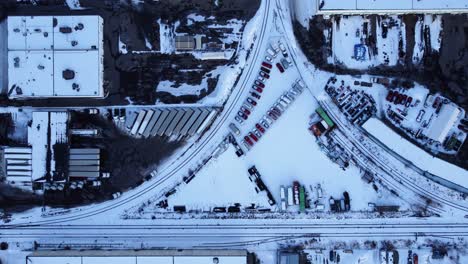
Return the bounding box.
[130,110,147,135]
[287,187,294,206]
[195,109,217,135]
[138,109,155,135]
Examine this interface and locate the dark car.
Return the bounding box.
[276,63,285,73]
[252,85,263,93]
[237,111,248,120]
[386,91,394,101]
[249,132,258,142]
[262,62,272,69]
[405,96,413,107]
[244,136,253,146]
[254,80,265,88]
[260,67,271,74]
[259,71,270,79]
[255,123,265,133]
[247,97,257,106]
[250,92,261,99]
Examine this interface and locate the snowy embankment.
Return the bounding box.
[291,0,318,29]
[363,118,468,189]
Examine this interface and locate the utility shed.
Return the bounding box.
[7,15,104,99]
[424,103,461,143]
[175,35,195,50]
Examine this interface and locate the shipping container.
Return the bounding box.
[69,159,100,166]
[68,165,100,172]
[299,186,306,212]
[4,154,31,160]
[4,147,32,154]
[287,187,294,206]
[69,154,100,160]
[69,148,100,154]
[68,171,100,178]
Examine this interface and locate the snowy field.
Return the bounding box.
[363,118,468,189]
[329,16,405,69]
[167,144,271,210]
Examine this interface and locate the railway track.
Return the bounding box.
[320,100,468,214]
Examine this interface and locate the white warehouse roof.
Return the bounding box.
[27,250,248,264]
[424,103,461,143]
[7,15,104,99]
[319,0,468,13]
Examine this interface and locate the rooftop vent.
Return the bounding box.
[75,23,84,31]
[59,26,72,34]
[62,69,75,80]
[71,40,78,47]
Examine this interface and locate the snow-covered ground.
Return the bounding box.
[412,15,442,64]
[329,16,405,69]
[363,118,468,189]
[167,144,271,211]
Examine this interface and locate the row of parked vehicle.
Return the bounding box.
[386,90,413,107]
[265,41,292,73]
[234,61,273,125]
[241,79,305,150]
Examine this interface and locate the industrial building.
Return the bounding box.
[423,103,461,143]
[26,249,250,264]
[5,15,104,99]
[317,0,468,14]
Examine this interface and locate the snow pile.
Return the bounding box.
[156,67,223,98]
[186,13,206,26]
[363,118,468,189]
[118,35,128,54]
[158,19,175,54]
[65,0,84,10]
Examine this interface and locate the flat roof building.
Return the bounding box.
[7,15,104,99]
[26,249,249,264]
[318,0,468,14]
[423,103,461,143]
